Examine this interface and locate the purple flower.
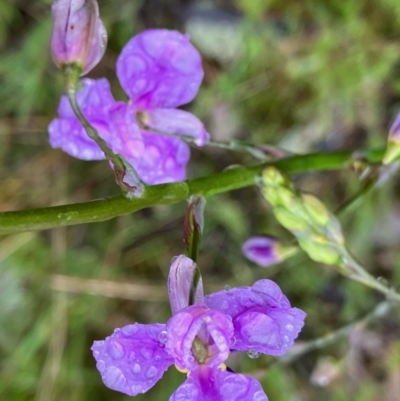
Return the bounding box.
[49,29,210,185]
[91,255,306,399]
[51,0,107,75]
[242,236,296,267]
[383,112,400,164]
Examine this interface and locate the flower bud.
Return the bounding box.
[383,112,400,164]
[51,0,107,75]
[242,236,297,267]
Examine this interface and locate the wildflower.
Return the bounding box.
[49,29,209,185]
[50,0,107,75]
[242,236,297,267]
[91,255,305,399]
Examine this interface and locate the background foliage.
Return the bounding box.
[1,0,400,400]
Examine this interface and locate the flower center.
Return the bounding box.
[191,336,208,364]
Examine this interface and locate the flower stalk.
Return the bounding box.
[64,65,144,197]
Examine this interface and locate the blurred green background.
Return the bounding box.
[1,0,400,400]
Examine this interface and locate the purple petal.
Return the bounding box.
[49,78,116,160]
[107,102,144,163]
[165,305,233,371]
[116,29,203,109]
[51,0,107,75]
[91,323,173,396]
[143,108,210,146]
[169,366,268,401]
[168,255,204,315]
[57,78,115,120]
[48,117,106,160]
[205,279,306,356]
[242,236,281,267]
[134,132,190,184]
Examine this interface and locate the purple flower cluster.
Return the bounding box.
[92,255,306,400]
[49,29,210,185]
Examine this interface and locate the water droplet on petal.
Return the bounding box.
[109,341,125,360]
[113,328,120,333]
[103,366,126,390]
[93,351,100,358]
[121,324,139,336]
[285,324,294,332]
[158,330,168,344]
[288,315,294,321]
[131,364,141,374]
[130,384,143,395]
[224,285,231,291]
[146,366,158,379]
[254,390,268,401]
[171,256,178,264]
[140,348,153,360]
[230,336,236,346]
[221,301,229,310]
[247,349,260,359]
[283,335,289,343]
[155,355,161,361]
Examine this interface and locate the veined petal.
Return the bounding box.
[91,323,173,396]
[165,305,233,371]
[134,132,190,185]
[116,29,203,109]
[169,366,268,401]
[168,255,204,315]
[143,108,210,146]
[205,279,306,356]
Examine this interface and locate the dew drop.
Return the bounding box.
[158,330,168,344]
[221,301,229,310]
[146,366,158,379]
[132,363,141,374]
[113,328,120,333]
[230,336,236,346]
[224,285,231,291]
[130,384,143,395]
[140,348,153,360]
[109,341,125,360]
[283,335,289,343]
[93,351,99,358]
[288,315,294,321]
[254,390,268,401]
[171,256,179,264]
[155,355,161,361]
[121,324,139,336]
[285,324,294,332]
[247,350,260,359]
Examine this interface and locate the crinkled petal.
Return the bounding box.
[116,29,203,109]
[165,305,233,371]
[143,108,210,146]
[107,102,144,162]
[205,279,306,356]
[91,323,173,396]
[169,366,268,401]
[168,255,204,315]
[135,132,190,185]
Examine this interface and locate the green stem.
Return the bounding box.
[0,148,385,235]
[65,66,144,197]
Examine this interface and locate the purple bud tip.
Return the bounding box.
[242,236,285,267]
[51,0,107,75]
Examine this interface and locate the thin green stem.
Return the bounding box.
[0,148,385,235]
[65,66,143,197]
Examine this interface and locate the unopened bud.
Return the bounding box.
[242,236,297,267]
[383,112,400,164]
[51,0,107,75]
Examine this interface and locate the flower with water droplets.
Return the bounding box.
[49,29,210,185]
[92,255,306,399]
[51,0,107,75]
